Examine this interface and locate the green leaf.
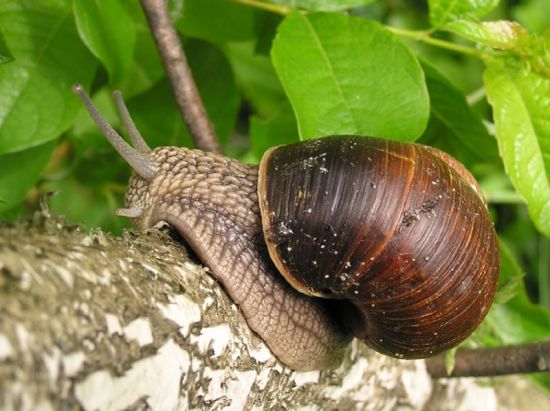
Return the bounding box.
[73,0,135,85]
[484,60,550,237]
[428,0,499,29]
[540,236,550,310]
[185,40,240,146]
[445,20,550,78]
[271,12,429,141]
[264,0,375,12]
[254,11,283,56]
[446,20,529,49]
[224,42,287,118]
[479,171,523,204]
[0,141,56,213]
[422,62,499,162]
[119,17,164,98]
[250,102,299,161]
[0,26,14,64]
[175,0,255,43]
[0,0,96,154]
[513,0,550,34]
[472,240,545,347]
[484,241,550,344]
[112,0,164,99]
[494,267,524,304]
[494,240,525,304]
[47,176,130,234]
[444,347,457,376]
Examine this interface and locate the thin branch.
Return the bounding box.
[386,27,480,56]
[140,0,222,154]
[232,0,290,14]
[466,86,486,105]
[426,341,550,378]
[230,0,481,57]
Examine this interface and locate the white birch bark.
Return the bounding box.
[0,211,542,410]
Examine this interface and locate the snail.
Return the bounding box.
[73,85,499,371]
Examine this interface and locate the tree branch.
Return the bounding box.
[139,0,222,154]
[0,213,434,410]
[1,209,547,409]
[426,342,550,378]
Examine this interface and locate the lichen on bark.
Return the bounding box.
[5,209,533,410]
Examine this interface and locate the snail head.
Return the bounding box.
[72,84,156,227]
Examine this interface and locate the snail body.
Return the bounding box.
[74,85,499,370]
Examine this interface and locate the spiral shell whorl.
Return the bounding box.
[258,136,499,359]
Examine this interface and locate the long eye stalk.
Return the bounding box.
[112,90,151,154]
[72,84,156,181]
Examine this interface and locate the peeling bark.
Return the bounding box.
[0,211,546,410]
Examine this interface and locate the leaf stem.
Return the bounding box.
[484,191,524,204]
[387,27,479,56]
[467,86,486,105]
[230,0,290,15]
[229,0,480,57]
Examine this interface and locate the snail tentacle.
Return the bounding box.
[72,84,156,180]
[116,206,144,218]
[112,90,151,154]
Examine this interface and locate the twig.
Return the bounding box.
[426,341,550,378]
[140,0,222,154]
[230,0,482,57]
[385,27,480,57]
[232,0,291,14]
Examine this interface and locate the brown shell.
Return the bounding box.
[258,136,499,359]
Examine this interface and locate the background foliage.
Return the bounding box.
[0,0,549,386]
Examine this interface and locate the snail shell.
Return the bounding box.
[258,136,499,359]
